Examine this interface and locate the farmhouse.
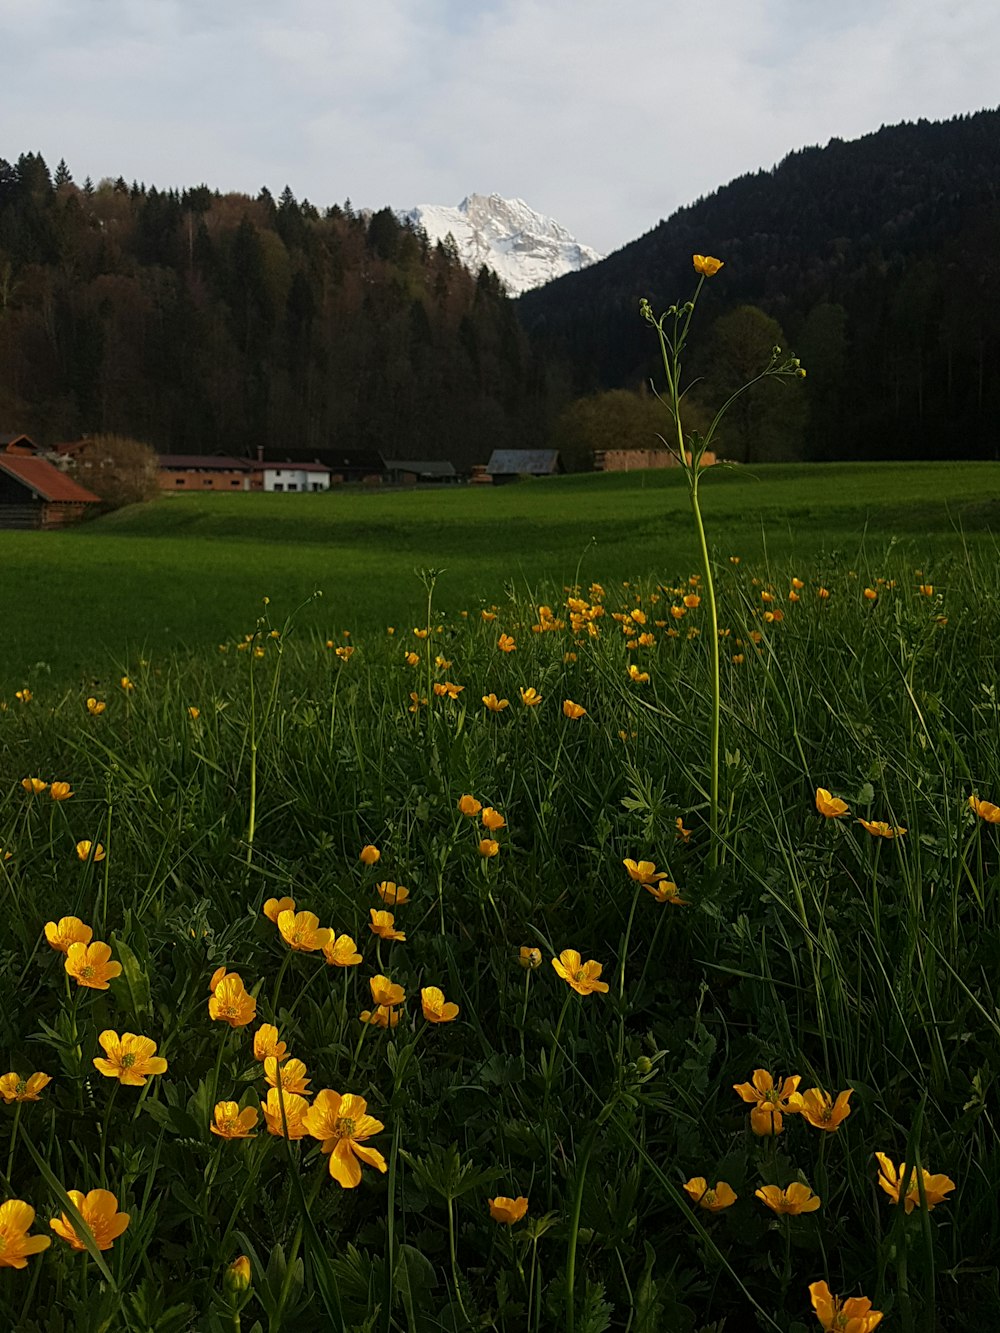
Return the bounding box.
[0,434,101,528]
[157,455,254,491]
[485,449,563,484]
[383,459,459,486]
[258,461,332,493]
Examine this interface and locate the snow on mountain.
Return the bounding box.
[401,194,602,296]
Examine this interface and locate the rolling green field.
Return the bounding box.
[3,460,999,690]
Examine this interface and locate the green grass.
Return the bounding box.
[3,461,999,689]
[1,548,998,1330]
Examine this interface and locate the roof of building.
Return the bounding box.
[485,449,561,475]
[1,433,38,451]
[384,459,457,477]
[158,454,254,470]
[263,460,331,473]
[0,455,101,504]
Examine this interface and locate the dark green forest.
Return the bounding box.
[0,157,561,466]
[520,108,1000,463]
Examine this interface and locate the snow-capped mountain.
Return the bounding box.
[401,194,602,296]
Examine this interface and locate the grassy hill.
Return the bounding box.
[4,461,999,689]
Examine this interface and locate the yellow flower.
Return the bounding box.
[755,1182,821,1215]
[303,1089,388,1188]
[692,254,724,276]
[359,844,381,866]
[21,777,48,795]
[519,687,542,707]
[49,781,73,801]
[413,627,429,639]
[623,858,667,885]
[44,916,93,954]
[481,610,497,621]
[209,973,257,1027]
[253,1024,287,1063]
[627,664,649,683]
[481,807,506,832]
[93,1031,167,1085]
[14,689,32,703]
[50,1189,130,1251]
[732,654,745,664]
[323,933,363,967]
[86,697,106,715]
[858,819,906,839]
[458,794,483,817]
[815,788,849,818]
[552,949,609,996]
[265,1057,311,1096]
[0,1071,52,1103]
[498,633,516,652]
[433,680,464,700]
[519,946,542,970]
[369,909,406,941]
[483,693,509,712]
[435,654,451,669]
[277,910,333,953]
[683,1178,737,1212]
[817,587,830,599]
[791,577,804,590]
[211,1101,259,1138]
[488,1196,528,1224]
[733,1069,801,1136]
[918,583,934,596]
[408,691,428,712]
[360,1005,400,1028]
[120,676,134,692]
[675,817,692,842]
[263,896,296,923]
[369,974,405,1008]
[405,651,420,666]
[225,1254,252,1293]
[261,1088,311,1139]
[0,1199,50,1268]
[562,699,586,719]
[791,1087,853,1131]
[209,965,235,993]
[335,646,354,661]
[969,795,1000,824]
[375,881,409,905]
[808,1280,883,1332]
[683,594,701,609]
[729,555,741,564]
[478,838,500,858]
[644,880,687,905]
[75,840,106,862]
[875,1153,955,1213]
[187,706,200,719]
[760,590,773,604]
[788,591,801,602]
[863,587,878,602]
[421,986,459,1023]
[65,941,121,991]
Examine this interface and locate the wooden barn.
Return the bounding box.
[0,435,101,529]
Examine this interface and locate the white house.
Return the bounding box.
[260,462,332,493]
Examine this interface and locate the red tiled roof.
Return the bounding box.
[0,456,101,503]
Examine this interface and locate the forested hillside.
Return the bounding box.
[519,109,1000,462]
[0,157,561,465]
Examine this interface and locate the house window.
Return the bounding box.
[175,477,185,486]
[230,479,240,487]
[287,483,297,492]
[274,483,283,492]
[203,477,212,486]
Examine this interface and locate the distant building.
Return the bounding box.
[383,459,458,486]
[258,461,332,493]
[484,449,563,484]
[593,448,717,472]
[157,455,254,491]
[0,435,101,528]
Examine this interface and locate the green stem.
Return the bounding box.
[565,1132,595,1333]
[447,1193,469,1323]
[5,1102,22,1183]
[689,472,722,872]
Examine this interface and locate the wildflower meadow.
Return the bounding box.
[2,262,998,1331]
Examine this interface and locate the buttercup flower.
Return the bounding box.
[225,1255,252,1294]
[277,910,333,953]
[816,788,849,818]
[49,782,73,801]
[323,933,363,967]
[623,858,668,885]
[369,974,405,1008]
[792,1087,853,1132]
[209,974,257,1027]
[433,681,464,700]
[627,664,650,683]
[498,633,516,652]
[120,675,134,691]
[75,841,106,862]
[858,819,906,839]
[875,1153,955,1213]
[369,909,406,941]
[481,807,506,832]
[458,795,482,817]
[253,1024,287,1063]
[519,946,542,970]
[211,1101,259,1139]
[359,844,381,866]
[360,1005,400,1028]
[209,966,236,994]
[44,916,93,954]
[755,1183,821,1215]
[968,795,1000,824]
[93,1031,167,1086]
[489,1196,528,1224]
[808,1281,883,1332]
[478,838,500,858]
[421,986,459,1023]
[817,586,830,599]
[375,880,409,905]
[14,689,31,703]
[21,777,47,795]
[562,699,586,719]
[86,697,106,715]
[692,254,724,277]
[683,1178,737,1212]
[404,651,420,666]
[265,1057,311,1096]
[863,587,878,602]
[50,1189,130,1251]
[65,941,121,990]
[733,1069,801,1136]
[676,818,692,842]
[0,1072,52,1103]
[644,880,688,905]
[520,687,542,707]
[303,1089,388,1188]
[263,896,296,923]
[0,1200,50,1267]
[552,949,609,996]
[483,693,509,712]
[261,1088,311,1139]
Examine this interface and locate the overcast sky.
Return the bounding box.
[2,0,997,255]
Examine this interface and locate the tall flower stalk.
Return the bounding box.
[642,257,805,870]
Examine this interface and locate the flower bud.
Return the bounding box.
[636,1056,653,1075]
[224,1255,251,1295]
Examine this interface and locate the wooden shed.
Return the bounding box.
[0,437,101,529]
